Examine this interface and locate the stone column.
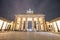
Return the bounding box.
[43,17,46,31]
[39,21,41,31]
[25,18,28,31]
[21,18,24,31]
[15,17,21,31]
[1,22,4,31]
[32,18,34,31]
[37,17,40,31]
[20,17,22,30]
[14,16,17,30]
[36,18,39,31]
[19,18,21,31]
[56,22,59,32]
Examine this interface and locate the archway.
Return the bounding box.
[28,21,32,31]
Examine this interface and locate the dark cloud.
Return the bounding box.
[0,0,60,21]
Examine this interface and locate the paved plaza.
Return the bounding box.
[0,32,60,40]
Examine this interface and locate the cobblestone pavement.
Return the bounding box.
[0,32,60,40]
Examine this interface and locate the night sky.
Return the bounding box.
[0,0,60,21]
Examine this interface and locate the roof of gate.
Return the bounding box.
[15,13,45,17]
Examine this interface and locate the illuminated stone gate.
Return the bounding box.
[14,9,46,31]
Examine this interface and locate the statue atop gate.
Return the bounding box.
[26,8,34,14]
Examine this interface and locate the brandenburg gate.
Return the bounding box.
[14,9,46,31]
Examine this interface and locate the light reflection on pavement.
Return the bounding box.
[0,32,60,40]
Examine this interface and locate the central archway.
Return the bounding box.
[28,21,32,31]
